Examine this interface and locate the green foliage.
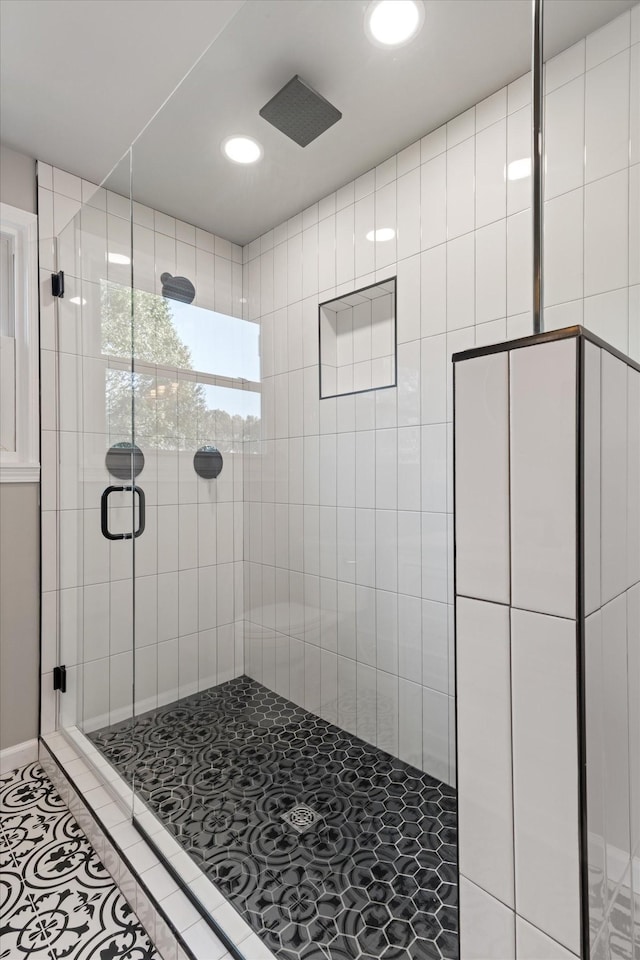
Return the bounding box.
[100,282,260,447]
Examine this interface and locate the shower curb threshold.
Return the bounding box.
[39,728,278,960]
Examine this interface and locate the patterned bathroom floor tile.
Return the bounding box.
[0,763,66,816]
[1,807,92,878]
[0,875,54,960]
[91,675,459,960]
[21,878,158,960]
[0,762,160,960]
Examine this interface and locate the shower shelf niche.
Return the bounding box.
[318,277,397,399]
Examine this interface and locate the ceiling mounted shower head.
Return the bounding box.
[259,75,342,148]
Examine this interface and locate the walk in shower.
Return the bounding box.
[37,2,639,959]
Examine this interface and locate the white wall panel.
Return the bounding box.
[515,917,578,959]
[601,351,628,603]
[457,597,513,906]
[455,352,510,604]
[459,877,515,960]
[511,608,581,954]
[510,339,576,619]
[584,340,602,615]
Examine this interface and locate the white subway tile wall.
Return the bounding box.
[39,8,639,791]
[456,597,513,908]
[455,329,640,957]
[544,10,638,356]
[458,876,516,960]
[242,7,638,786]
[584,342,640,956]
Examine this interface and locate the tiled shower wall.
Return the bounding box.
[38,163,247,734]
[455,336,584,959]
[242,6,640,785]
[39,6,639,783]
[543,9,639,354]
[454,331,640,959]
[584,341,640,959]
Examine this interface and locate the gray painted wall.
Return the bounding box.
[0,142,40,749]
[0,484,40,748]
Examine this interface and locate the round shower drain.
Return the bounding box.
[281,803,321,834]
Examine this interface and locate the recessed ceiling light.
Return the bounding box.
[222,136,263,165]
[366,227,396,242]
[69,296,87,306]
[108,252,131,265]
[507,158,531,181]
[365,0,425,48]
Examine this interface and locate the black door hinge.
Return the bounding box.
[53,665,67,693]
[51,271,65,298]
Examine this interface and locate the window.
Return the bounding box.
[0,203,39,481]
[99,281,261,451]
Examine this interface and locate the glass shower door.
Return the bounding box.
[51,151,138,755]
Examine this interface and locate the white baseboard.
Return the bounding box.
[0,738,39,775]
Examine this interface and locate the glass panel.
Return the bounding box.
[84,2,640,958]
[52,151,135,773]
[37,3,640,955]
[121,3,481,953]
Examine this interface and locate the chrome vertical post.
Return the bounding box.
[532,0,544,334]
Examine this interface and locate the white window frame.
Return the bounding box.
[0,202,40,482]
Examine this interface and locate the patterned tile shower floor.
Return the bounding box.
[90,676,458,960]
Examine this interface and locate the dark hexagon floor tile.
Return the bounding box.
[410,939,442,960]
[280,920,313,953]
[316,893,344,919]
[358,925,390,956]
[436,928,459,959]
[387,896,418,923]
[411,911,442,941]
[436,862,458,886]
[324,934,362,960]
[370,860,399,884]
[386,919,416,948]
[367,881,394,905]
[437,883,458,908]
[381,948,412,960]
[361,903,391,929]
[89,675,458,960]
[436,905,458,932]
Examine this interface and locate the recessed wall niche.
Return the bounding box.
[318,277,396,399]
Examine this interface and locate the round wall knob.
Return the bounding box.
[194,445,223,479]
[105,442,145,480]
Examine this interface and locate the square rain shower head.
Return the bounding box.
[259,75,342,147]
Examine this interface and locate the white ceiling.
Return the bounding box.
[0,0,243,178]
[1,0,635,244]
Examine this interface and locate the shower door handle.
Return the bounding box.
[100,485,146,540]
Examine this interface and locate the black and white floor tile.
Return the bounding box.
[0,762,160,960]
[91,676,459,960]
